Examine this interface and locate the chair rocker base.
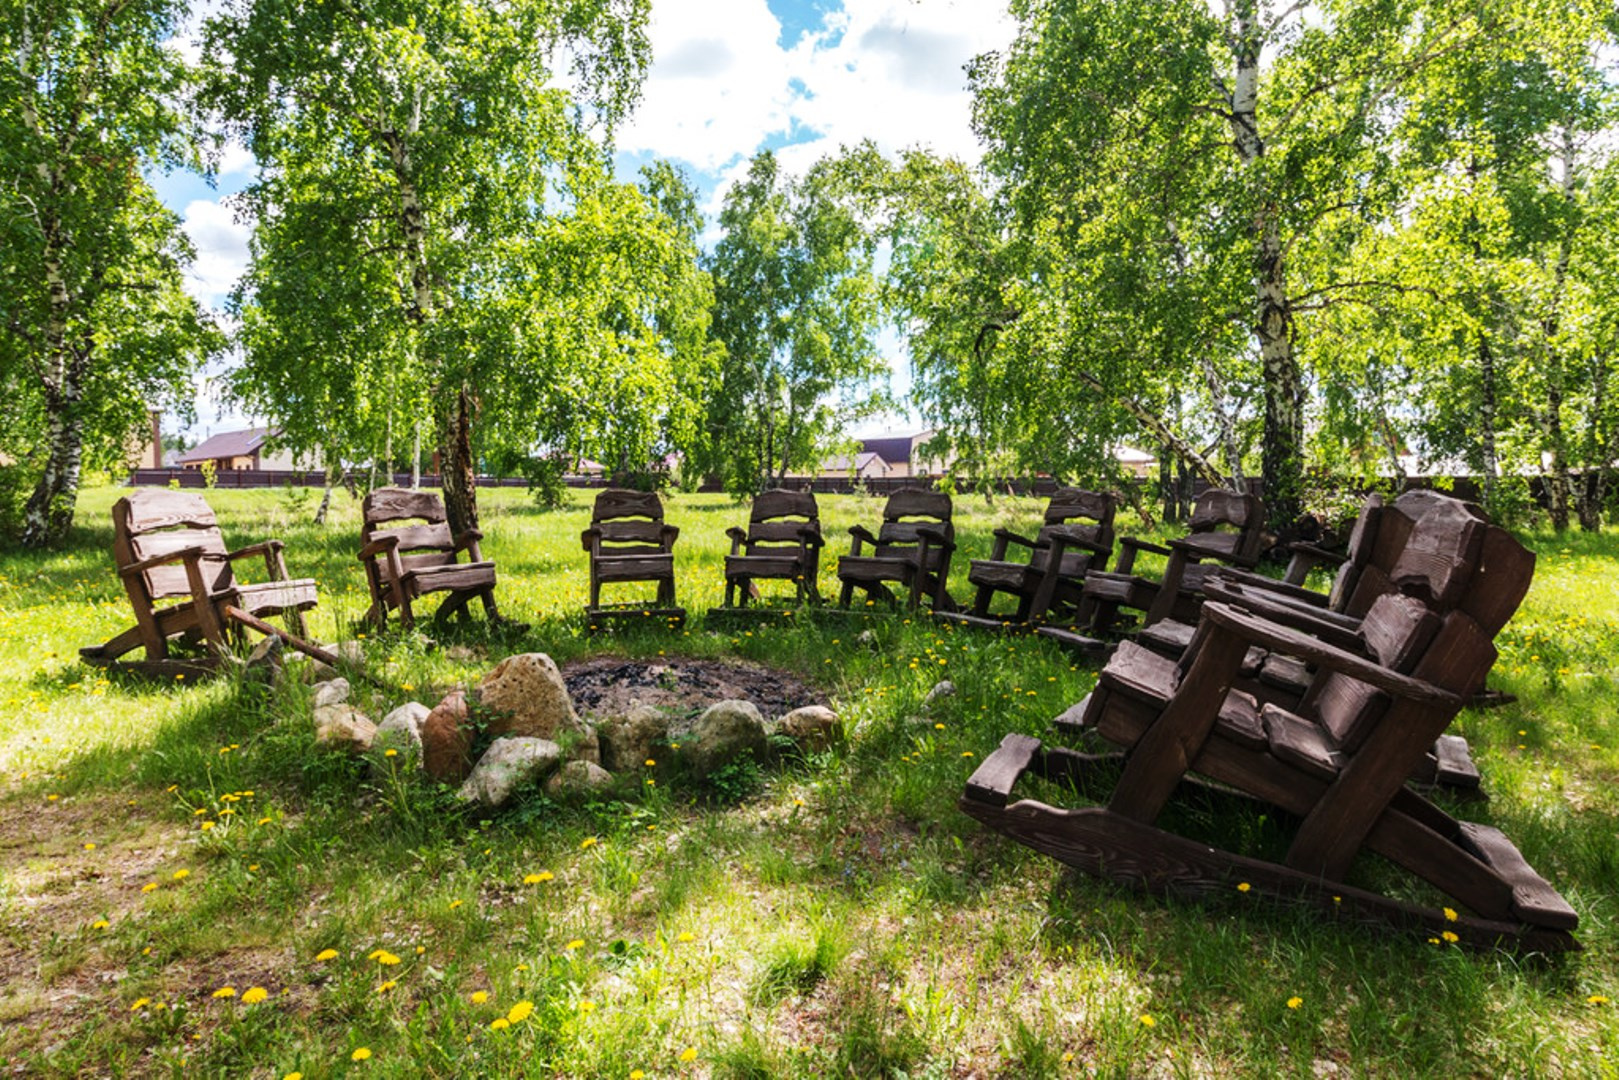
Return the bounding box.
[78,648,225,681]
[962,734,1579,954]
[584,604,687,632]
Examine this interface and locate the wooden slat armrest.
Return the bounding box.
[1121,537,1171,557]
[452,529,484,547]
[358,536,402,562]
[993,528,1039,550]
[1168,536,1259,568]
[1045,526,1111,555]
[798,526,824,547]
[1209,568,1330,607]
[1288,541,1347,566]
[224,540,283,562]
[915,525,951,547]
[581,527,602,554]
[660,524,680,549]
[120,546,209,577]
[725,526,747,555]
[1201,580,1366,653]
[1202,602,1460,707]
[847,524,878,554]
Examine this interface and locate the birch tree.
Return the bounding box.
[0,0,219,545]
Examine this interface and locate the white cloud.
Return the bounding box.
[620,0,1017,179]
[181,198,253,307]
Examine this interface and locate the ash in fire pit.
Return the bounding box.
[561,656,822,719]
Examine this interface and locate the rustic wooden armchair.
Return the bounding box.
[582,488,684,627]
[359,488,504,630]
[720,489,824,610]
[937,488,1116,631]
[1038,488,1265,655]
[964,589,1577,951]
[80,489,319,676]
[835,489,957,611]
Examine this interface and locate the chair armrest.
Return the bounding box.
[847,524,878,555]
[1288,541,1347,567]
[1201,579,1366,653]
[120,546,209,578]
[915,525,952,548]
[1202,602,1460,707]
[1121,537,1172,557]
[1209,567,1330,607]
[993,528,1039,550]
[1044,526,1111,555]
[725,526,747,556]
[581,527,602,554]
[358,536,402,562]
[798,525,824,548]
[1169,536,1259,568]
[452,529,484,562]
[660,524,680,550]
[224,540,282,562]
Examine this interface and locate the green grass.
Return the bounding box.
[0,484,1616,1076]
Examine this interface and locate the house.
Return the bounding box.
[857,430,950,478]
[176,427,318,472]
[818,451,893,480]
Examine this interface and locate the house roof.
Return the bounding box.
[176,426,275,464]
[821,451,888,473]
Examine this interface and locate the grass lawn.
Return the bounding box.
[1,484,1615,1077]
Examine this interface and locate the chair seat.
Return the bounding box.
[595,553,674,583]
[397,561,496,591]
[838,554,920,582]
[726,554,806,580]
[968,560,1036,592]
[236,578,319,614]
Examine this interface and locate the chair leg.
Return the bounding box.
[839,579,855,608]
[971,584,995,619]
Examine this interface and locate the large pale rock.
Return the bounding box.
[314,704,376,752]
[774,705,841,752]
[334,641,367,666]
[375,701,430,753]
[545,759,616,798]
[421,690,474,782]
[312,677,350,709]
[678,699,767,776]
[244,636,284,686]
[597,705,669,772]
[923,680,956,707]
[458,737,561,808]
[479,653,598,764]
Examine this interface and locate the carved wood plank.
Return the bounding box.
[884,488,952,522]
[594,555,675,582]
[751,489,819,522]
[963,733,1043,807]
[1262,704,1342,780]
[364,487,449,525]
[1458,822,1579,929]
[1433,734,1481,790]
[592,488,666,522]
[119,490,219,532]
[371,523,455,553]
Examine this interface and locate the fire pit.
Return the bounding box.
[561,655,823,719]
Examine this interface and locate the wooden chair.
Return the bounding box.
[80,489,318,676]
[359,487,503,630]
[582,489,684,627]
[1038,488,1265,654]
[963,591,1578,951]
[936,488,1115,631]
[719,489,824,610]
[835,489,956,611]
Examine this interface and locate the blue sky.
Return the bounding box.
[156,0,1015,438]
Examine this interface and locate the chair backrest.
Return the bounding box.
[744,489,821,551]
[362,488,459,572]
[1180,489,1265,563]
[1323,493,1385,611]
[1037,487,1115,576]
[114,490,233,603]
[590,488,670,555]
[1304,593,1443,752]
[875,488,954,570]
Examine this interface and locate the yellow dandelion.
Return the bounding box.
[84,842,96,850]
[580,837,598,850]
[507,1000,535,1024]
[1443,907,1458,922]
[1286,996,1302,1009]
[566,939,584,950]
[679,1047,698,1063]
[172,868,190,881]
[579,999,595,1012]
[1588,995,1610,1005]
[1236,882,1251,893]
[248,864,260,872]
[1441,930,1460,943]
[315,948,338,961]
[257,817,272,825]
[490,1017,510,1031]
[241,987,269,1004]
[351,1047,372,1061]
[91,919,109,930]
[130,997,150,1011]
[375,951,401,965]
[644,759,656,767]
[471,991,489,1004]
[934,723,945,730]
[284,1074,303,1080]
[415,946,425,954]
[376,980,397,994]
[1139,1014,1156,1027]
[524,872,553,884]
[212,986,236,999]
[961,751,974,758]
[200,821,215,830]
[450,900,464,909]
[631,1072,645,1080]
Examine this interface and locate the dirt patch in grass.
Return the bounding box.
[562,655,823,720]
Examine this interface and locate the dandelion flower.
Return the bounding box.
[449,900,464,910]
[1441,930,1459,943]
[91,919,109,930]
[507,1000,535,1024]
[1588,995,1610,1005]
[284,1074,302,1080]
[471,991,489,1004]
[315,949,338,962]
[130,998,150,1011]
[351,1047,372,1061]
[415,946,424,954]
[631,1072,645,1079]
[490,1018,510,1031]
[524,872,553,885]
[580,837,598,850]
[384,749,398,758]
[677,932,695,942]
[375,950,401,965]
[257,817,273,825]
[200,821,214,830]
[241,987,268,1004]
[172,868,190,881]
[1139,1014,1156,1028]
[376,980,397,994]
[566,939,584,950]
[248,864,260,872]
[84,842,96,850]
[1286,997,1302,1009]
[579,999,595,1012]
[1443,907,1458,922]
[1236,882,1251,893]
[212,986,237,999]
[679,1047,698,1063]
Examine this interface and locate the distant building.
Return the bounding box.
[855,430,949,478]
[818,451,893,480]
[176,427,320,472]
[1114,446,1156,478]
